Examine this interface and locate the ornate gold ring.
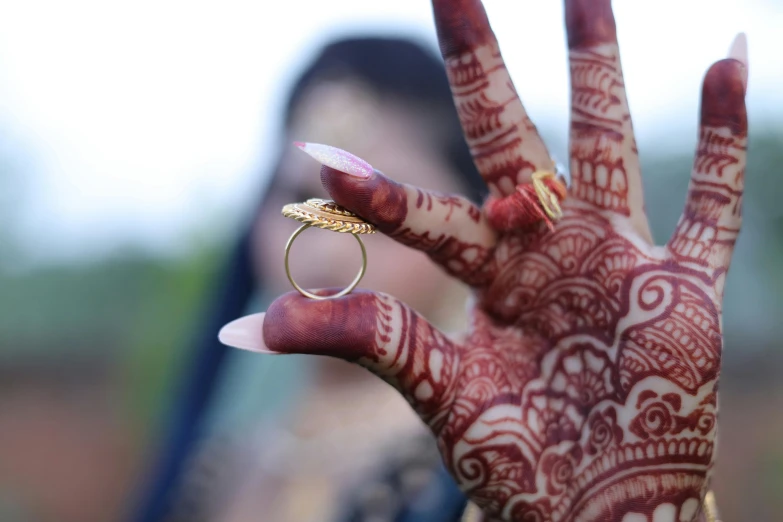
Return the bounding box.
[281,198,375,300]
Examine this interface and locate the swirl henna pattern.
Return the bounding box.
[220,1,748,521]
[442,217,727,521]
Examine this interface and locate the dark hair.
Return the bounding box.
[131,36,481,522]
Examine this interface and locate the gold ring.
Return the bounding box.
[281,198,375,300]
[703,490,721,522]
[531,170,564,220]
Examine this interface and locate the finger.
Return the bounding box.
[430,0,554,197]
[217,290,460,431]
[296,142,497,286]
[668,39,748,273]
[566,0,650,240]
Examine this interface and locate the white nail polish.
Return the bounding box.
[294,142,373,179]
[727,32,748,89]
[727,32,748,67]
[218,313,277,353]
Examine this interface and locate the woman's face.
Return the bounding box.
[253,80,471,328]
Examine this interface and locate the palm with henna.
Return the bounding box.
[219,1,748,520]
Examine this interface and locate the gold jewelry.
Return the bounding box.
[531,170,565,220]
[281,198,375,300]
[703,490,721,522]
[461,502,483,522]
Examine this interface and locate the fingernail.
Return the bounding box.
[218,313,278,353]
[294,142,373,179]
[727,32,748,89]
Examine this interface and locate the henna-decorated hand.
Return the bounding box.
[219,1,748,520]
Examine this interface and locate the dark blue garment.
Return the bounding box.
[395,464,468,522]
[129,231,255,522]
[128,36,486,522]
[337,438,468,522]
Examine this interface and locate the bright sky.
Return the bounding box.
[0,0,781,263]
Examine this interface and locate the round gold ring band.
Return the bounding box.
[284,223,368,300]
[281,198,375,300]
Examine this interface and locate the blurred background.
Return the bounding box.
[0,0,781,521]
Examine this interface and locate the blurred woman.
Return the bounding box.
[133,36,485,522]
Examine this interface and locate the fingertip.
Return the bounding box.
[218,313,278,354]
[565,0,616,49]
[265,290,378,360]
[431,0,493,57]
[700,59,748,135]
[320,165,408,233]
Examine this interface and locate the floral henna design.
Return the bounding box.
[416,1,745,521]
[226,2,747,522]
[435,210,725,521]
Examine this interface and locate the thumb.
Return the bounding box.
[218,290,460,430]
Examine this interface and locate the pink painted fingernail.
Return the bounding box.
[294,142,373,179]
[218,313,278,354]
[727,32,748,89]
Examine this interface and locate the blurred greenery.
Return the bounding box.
[0,246,225,432]
[0,142,27,269]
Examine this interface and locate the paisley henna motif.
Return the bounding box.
[428,205,726,520]
[407,1,744,520]
[259,2,746,521]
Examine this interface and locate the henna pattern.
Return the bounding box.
[391,188,495,285]
[403,2,744,521]
[358,293,462,431]
[668,58,747,298]
[424,172,741,512]
[432,0,552,200]
[265,290,461,433]
[669,126,745,269]
[568,27,637,219]
[426,209,728,521]
[260,2,746,521]
[319,164,497,285]
[561,0,659,256]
